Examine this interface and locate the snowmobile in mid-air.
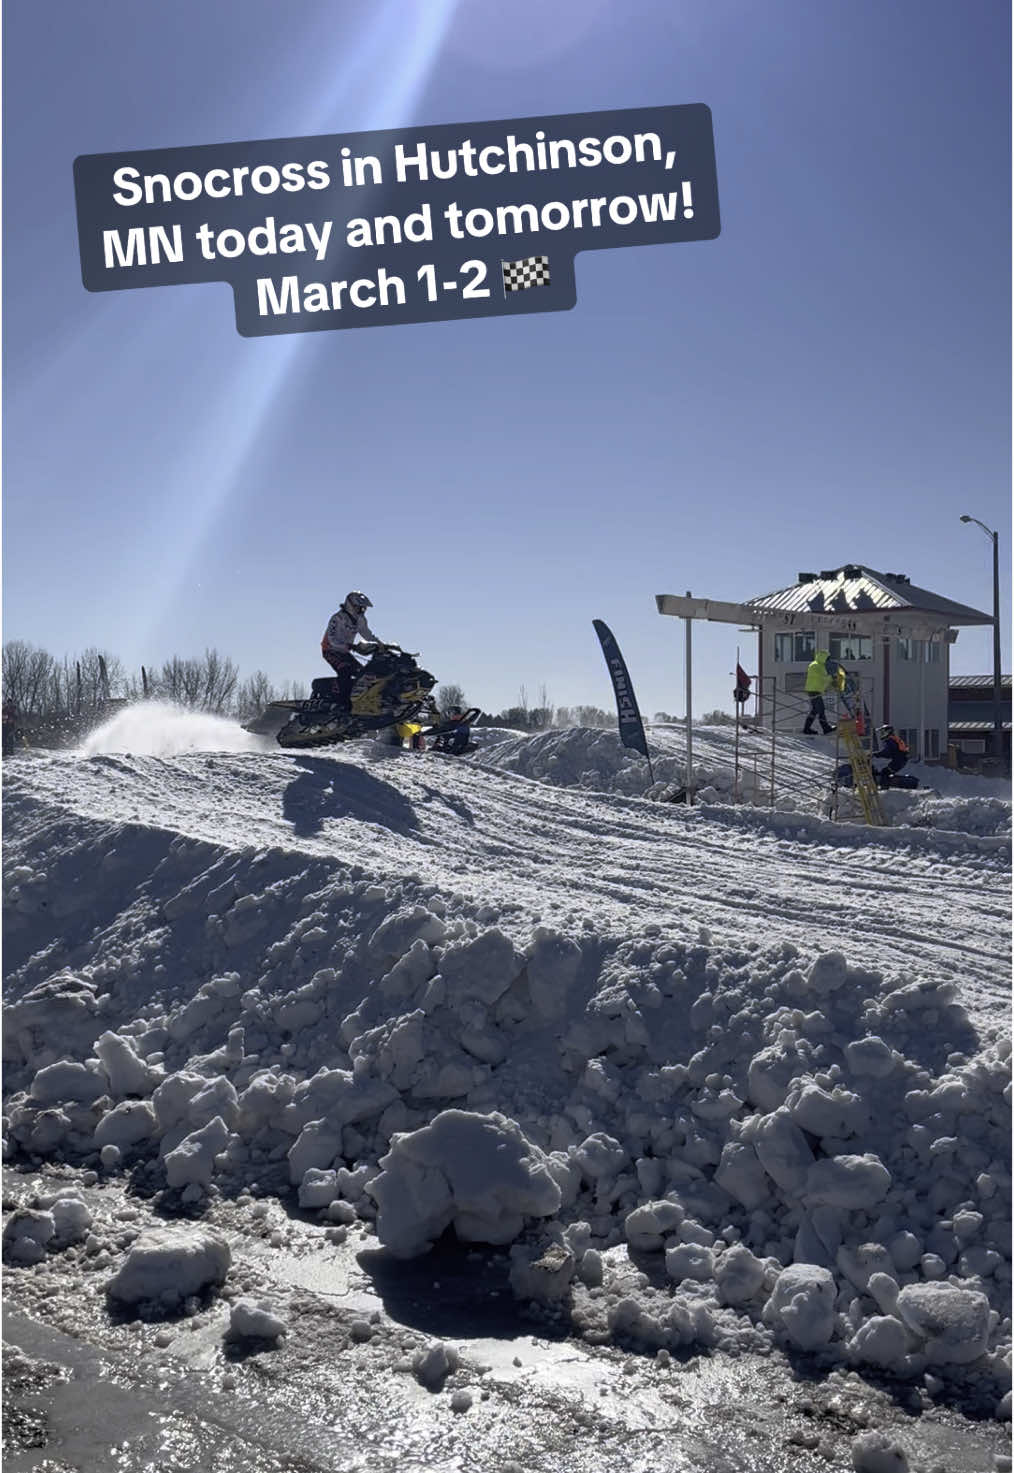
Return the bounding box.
[262,643,438,750]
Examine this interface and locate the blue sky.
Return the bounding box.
[3,0,1010,718]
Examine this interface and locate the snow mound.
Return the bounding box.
[476,726,666,794]
[81,702,263,757]
[903,794,1012,838]
[476,724,1012,839]
[2,737,1010,1411]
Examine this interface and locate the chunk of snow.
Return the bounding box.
[803,1154,891,1209]
[764,1264,836,1351]
[412,1340,460,1389]
[850,1429,910,1472]
[106,1227,230,1307]
[845,1037,896,1078]
[664,1241,714,1283]
[93,1101,157,1151]
[895,1282,991,1364]
[714,1244,766,1304]
[30,1060,106,1105]
[3,1208,55,1264]
[163,1115,230,1189]
[807,952,848,995]
[508,1238,576,1303]
[573,1133,628,1183]
[94,1031,162,1098]
[624,1199,684,1252]
[228,1298,286,1340]
[298,1168,338,1209]
[847,1315,910,1369]
[51,1196,93,1248]
[372,1109,561,1259]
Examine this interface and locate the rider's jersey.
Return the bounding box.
[322,605,379,655]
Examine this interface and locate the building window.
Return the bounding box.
[829,634,872,661]
[774,631,816,663]
[923,729,940,759]
[897,639,923,661]
[899,727,919,755]
[785,672,807,693]
[925,642,941,663]
[959,738,986,754]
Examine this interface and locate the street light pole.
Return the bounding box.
[960,514,1003,764]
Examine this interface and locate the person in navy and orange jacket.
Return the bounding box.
[874,726,909,787]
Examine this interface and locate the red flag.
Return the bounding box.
[734,664,752,703]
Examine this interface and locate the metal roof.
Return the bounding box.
[950,674,1013,689]
[746,566,992,626]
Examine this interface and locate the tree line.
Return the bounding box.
[1,641,307,729]
[2,639,726,737]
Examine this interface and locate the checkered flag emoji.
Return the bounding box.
[501,255,551,293]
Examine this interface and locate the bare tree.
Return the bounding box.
[2,641,57,716]
[154,649,239,713]
[235,670,276,721]
[436,681,467,714]
[200,648,239,712]
[528,682,553,730]
[574,705,613,728]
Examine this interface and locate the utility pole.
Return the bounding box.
[960,515,1004,764]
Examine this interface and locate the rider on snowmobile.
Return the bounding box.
[321,591,383,710]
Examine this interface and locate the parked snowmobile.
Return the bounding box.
[268,643,438,750]
[420,707,482,755]
[835,761,920,792]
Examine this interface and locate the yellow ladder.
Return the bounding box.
[837,717,886,826]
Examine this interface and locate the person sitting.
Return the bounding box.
[432,706,472,755]
[802,650,845,734]
[317,591,382,710]
[874,726,909,787]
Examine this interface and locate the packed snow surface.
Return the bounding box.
[3,709,1011,1423]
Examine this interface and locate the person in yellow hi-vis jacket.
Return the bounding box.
[803,650,845,735]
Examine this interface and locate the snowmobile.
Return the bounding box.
[835,762,920,792]
[267,643,438,750]
[420,707,482,756]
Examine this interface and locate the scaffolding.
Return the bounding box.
[835,717,886,825]
[730,673,886,824]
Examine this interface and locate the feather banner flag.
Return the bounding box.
[592,619,653,782]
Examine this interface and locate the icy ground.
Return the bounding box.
[2,708,1011,1471]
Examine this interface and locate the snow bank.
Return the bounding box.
[2,731,1010,1414]
[477,724,1012,840]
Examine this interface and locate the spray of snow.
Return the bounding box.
[80,702,265,758]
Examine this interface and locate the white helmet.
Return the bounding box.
[344,590,372,612]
